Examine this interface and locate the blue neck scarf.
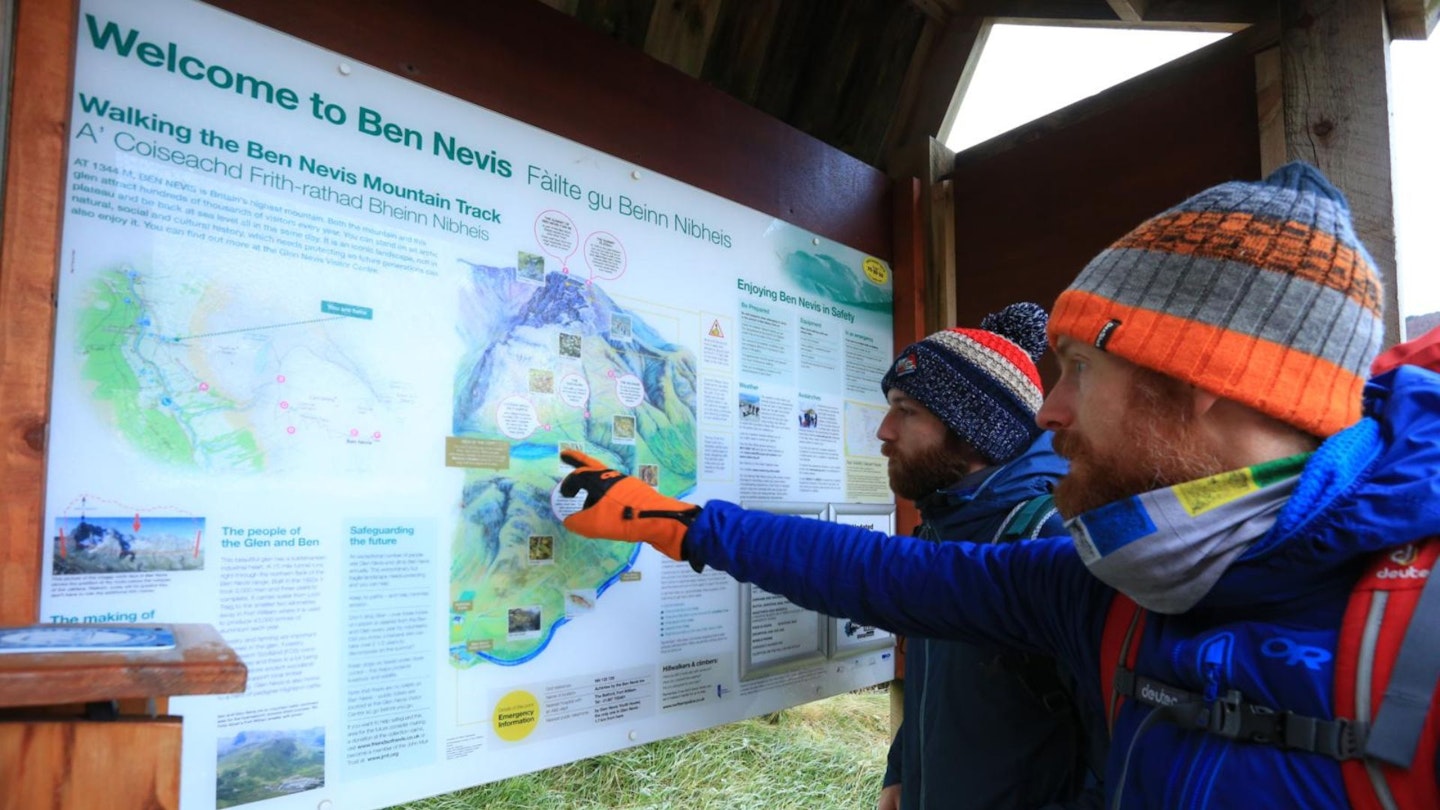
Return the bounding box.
[1067,454,1310,614]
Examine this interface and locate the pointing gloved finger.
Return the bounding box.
[558,449,623,505]
[561,449,608,472]
[559,472,585,499]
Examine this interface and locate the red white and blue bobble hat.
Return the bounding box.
[881,302,1049,464]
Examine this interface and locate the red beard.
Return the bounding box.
[1052,370,1222,519]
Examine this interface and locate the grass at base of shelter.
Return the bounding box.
[392,688,891,810]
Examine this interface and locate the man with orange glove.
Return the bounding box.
[565,303,1094,810]
[559,164,1440,808]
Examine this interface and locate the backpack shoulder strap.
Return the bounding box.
[1337,537,1440,810]
[1099,591,1145,734]
[994,492,1058,543]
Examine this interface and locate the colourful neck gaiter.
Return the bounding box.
[1066,454,1311,614]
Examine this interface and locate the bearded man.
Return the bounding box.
[873,303,1086,810]
[558,163,1440,807]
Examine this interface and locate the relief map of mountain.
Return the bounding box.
[448,265,696,666]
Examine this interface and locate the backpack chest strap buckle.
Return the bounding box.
[1286,715,1364,760]
[1203,689,1365,760]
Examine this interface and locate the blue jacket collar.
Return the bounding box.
[915,432,1066,529]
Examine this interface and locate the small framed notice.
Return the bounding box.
[737,502,830,681]
[826,504,897,657]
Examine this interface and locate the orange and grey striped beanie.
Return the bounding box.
[1048,162,1383,437]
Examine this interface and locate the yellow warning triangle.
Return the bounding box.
[708,319,725,338]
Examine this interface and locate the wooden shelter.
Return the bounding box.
[540,0,1432,340]
[0,1,1433,807]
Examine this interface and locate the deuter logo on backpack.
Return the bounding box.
[1374,543,1430,580]
[1375,566,1430,580]
[1390,544,1419,566]
[1138,682,1180,706]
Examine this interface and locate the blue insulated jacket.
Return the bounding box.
[884,432,1082,810]
[684,366,1440,808]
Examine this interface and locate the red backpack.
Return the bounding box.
[1100,538,1440,809]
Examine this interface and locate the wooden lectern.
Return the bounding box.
[0,624,247,810]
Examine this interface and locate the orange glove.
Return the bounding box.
[559,450,700,561]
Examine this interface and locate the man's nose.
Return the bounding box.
[1036,389,1070,430]
[875,414,897,442]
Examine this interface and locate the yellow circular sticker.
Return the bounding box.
[493,690,540,741]
[862,257,890,285]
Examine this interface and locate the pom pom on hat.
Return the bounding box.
[980,301,1048,363]
[882,302,1049,464]
[1048,161,1383,437]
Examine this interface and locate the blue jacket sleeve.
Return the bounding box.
[686,500,1108,669]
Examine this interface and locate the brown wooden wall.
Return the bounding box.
[0,0,901,622]
[950,34,1264,383]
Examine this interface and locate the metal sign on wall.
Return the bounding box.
[44,1,896,807]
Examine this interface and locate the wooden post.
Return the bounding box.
[0,0,75,625]
[1280,0,1401,346]
[887,137,958,335]
[888,171,926,534]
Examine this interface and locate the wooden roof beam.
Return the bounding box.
[909,0,962,22]
[879,15,989,167]
[535,0,581,14]
[644,0,723,78]
[966,0,1267,30]
[1385,0,1440,39]
[1106,0,1150,23]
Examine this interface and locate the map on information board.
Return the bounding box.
[448,264,696,666]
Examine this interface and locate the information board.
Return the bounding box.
[41,1,897,807]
